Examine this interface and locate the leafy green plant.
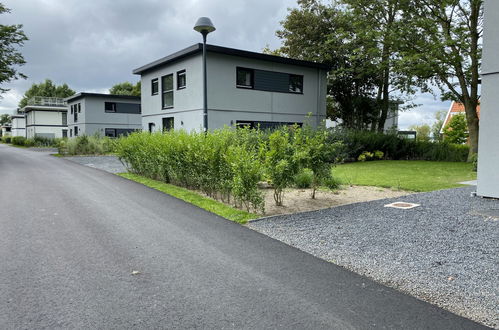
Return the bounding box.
[470,153,478,172]
[1,136,12,143]
[324,174,342,190]
[294,168,313,188]
[58,135,116,155]
[11,136,26,146]
[358,151,374,162]
[374,150,384,159]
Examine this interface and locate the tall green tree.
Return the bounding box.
[401,0,483,155]
[0,3,28,95]
[0,113,11,125]
[18,79,75,108]
[109,81,141,96]
[409,123,431,141]
[444,113,468,144]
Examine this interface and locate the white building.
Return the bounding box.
[65,93,141,138]
[11,113,26,137]
[1,125,12,137]
[477,0,499,198]
[21,97,68,139]
[133,44,328,132]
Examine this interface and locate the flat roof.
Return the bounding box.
[65,92,141,103]
[133,43,330,75]
[21,105,67,113]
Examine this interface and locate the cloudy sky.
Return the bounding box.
[0,0,449,129]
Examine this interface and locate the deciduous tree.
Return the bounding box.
[18,79,75,108]
[444,113,468,144]
[109,81,141,96]
[0,3,28,95]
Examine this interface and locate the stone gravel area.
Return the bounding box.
[248,186,499,328]
[63,155,126,173]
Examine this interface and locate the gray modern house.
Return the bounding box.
[133,44,328,132]
[477,0,499,198]
[21,97,68,139]
[11,112,26,137]
[65,93,141,137]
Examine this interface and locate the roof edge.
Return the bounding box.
[65,92,141,103]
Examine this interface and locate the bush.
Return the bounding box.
[2,136,12,143]
[324,174,342,190]
[327,129,469,162]
[11,136,26,146]
[470,153,478,172]
[294,168,313,188]
[59,135,116,155]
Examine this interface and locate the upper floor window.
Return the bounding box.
[151,78,159,95]
[105,102,117,113]
[70,105,74,114]
[161,74,174,109]
[62,112,67,126]
[177,70,186,89]
[236,67,254,88]
[289,75,303,93]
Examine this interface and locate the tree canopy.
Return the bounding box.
[18,79,75,108]
[444,113,468,144]
[0,3,28,95]
[109,81,141,96]
[0,113,11,126]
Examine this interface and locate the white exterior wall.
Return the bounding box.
[25,107,67,139]
[477,0,499,198]
[67,96,141,137]
[139,52,327,132]
[11,116,25,137]
[141,56,203,132]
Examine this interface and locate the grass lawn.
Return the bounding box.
[333,160,476,192]
[117,173,258,224]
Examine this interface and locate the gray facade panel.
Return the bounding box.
[115,102,141,114]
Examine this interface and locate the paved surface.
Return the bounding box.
[0,144,488,329]
[250,187,499,328]
[64,155,126,173]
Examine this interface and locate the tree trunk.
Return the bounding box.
[464,100,479,156]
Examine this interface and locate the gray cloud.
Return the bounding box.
[0,0,448,129]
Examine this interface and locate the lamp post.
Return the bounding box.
[193,17,216,132]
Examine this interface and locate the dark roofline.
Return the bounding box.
[65,92,141,103]
[133,43,330,75]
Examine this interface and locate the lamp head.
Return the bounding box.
[194,17,216,34]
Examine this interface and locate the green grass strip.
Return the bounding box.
[117,173,257,224]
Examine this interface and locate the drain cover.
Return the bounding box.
[384,202,420,209]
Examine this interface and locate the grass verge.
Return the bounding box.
[117,173,257,224]
[333,160,476,192]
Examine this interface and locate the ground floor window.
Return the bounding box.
[162,117,174,131]
[74,126,78,136]
[62,129,68,138]
[105,128,117,138]
[235,120,302,130]
[70,129,72,137]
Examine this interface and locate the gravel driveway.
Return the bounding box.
[249,187,499,328]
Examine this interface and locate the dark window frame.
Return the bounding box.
[77,103,81,113]
[151,78,159,95]
[105,102,117,113]
[162,117,174,131]
[105,128,117,138]
[161,74,174,109]
[289,74,304,94]
[236,67,254,89]
[74,126,78,137]
[177,70,186,90]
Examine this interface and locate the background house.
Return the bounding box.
[1,125,12,137]
[11,112,26,137]
[21,97,68,139]
[440,101,480,134]
[133,44,328,132]
[65,93,141,138]
[477,0,499,199]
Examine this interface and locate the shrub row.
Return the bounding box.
[327,129,469,162]
[116,127,343,212]
[2,135,61,148]
[58,135,116,155]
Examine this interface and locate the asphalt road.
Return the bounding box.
[0,144,488,329]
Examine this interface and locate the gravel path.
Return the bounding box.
[248,187,499,328]
[63,155,126,173]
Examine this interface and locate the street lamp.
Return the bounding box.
[194,17,216,132]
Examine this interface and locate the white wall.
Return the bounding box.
[477,0,499,198]
[11,117,25,137]
[25,108,67,139]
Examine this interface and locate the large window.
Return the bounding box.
[62,112,67,125]
[74,126,78,137]
[161,74,174,108]
[151,78,159,95]
[177,70,186,89]
[105,102,116,113]
[289,74,303,93]
[236,67,254,88]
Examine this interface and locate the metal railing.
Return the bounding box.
[27,96,67,107]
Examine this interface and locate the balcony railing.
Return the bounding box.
[27,96,67,107]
